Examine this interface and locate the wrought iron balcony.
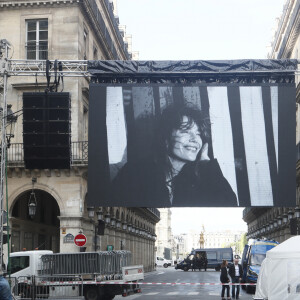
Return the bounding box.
[7,141,88,166]
[147,207,160,219]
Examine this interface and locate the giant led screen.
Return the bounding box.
[88,82,295,207]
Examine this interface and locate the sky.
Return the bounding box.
[117,0,286,234]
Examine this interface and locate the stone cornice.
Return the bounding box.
[281,7,300,58]
[133,207,161,224]
[242,207,269,223]
[0,0,80,8]
[80,0,118,60]
[7,166,88,178]
[270,0,300,58]
[98,0,127,59]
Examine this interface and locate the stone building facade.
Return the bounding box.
[243,0,300,242]
[0,0,158,272]
[155,208,172,259]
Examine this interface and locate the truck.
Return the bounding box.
[241,239,279,293]
[9,250,144,300]
[175,248,233,271]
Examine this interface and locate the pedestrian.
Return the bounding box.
[192,256,196,272]
[220,260,231,300]
[0,269,12,300]
[229,258,243,299]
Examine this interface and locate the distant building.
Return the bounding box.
[181,229,245,253]
[173,233,188,259]
[155,208,172,259]
[204,230,245,249]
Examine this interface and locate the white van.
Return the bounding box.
[155,256,172,268]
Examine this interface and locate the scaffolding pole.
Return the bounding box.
[0,40,9,272]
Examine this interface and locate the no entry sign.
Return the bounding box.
[74,233,87,247]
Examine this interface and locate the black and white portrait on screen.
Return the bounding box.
[88,84,295,208]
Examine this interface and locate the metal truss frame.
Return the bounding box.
[0,43,90,271]
[6,59,89,77]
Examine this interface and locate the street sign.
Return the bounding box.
[74,233,86,247]
[107,245,114,251]
[63,233,74,244]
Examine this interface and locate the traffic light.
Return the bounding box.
[3,234,10,244]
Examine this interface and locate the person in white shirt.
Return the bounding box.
[229,259,243,299]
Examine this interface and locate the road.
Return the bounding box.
[116,266,255,299]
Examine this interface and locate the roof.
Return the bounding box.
[266,236,300,259]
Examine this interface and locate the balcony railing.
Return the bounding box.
[147,208,160,219]
[7,141,88,166]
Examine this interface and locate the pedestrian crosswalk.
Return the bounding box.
[115,290,251,299]
[141,291,228,296]
[143,292,202,296]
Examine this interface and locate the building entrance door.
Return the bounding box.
[11,189,60,252]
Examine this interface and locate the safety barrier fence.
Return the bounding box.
[40,251,132,276]
[10,275,83,300]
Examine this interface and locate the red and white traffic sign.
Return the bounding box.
[74,233,87,247]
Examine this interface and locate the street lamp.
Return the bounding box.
[96,210,103,221]
[28,178,37,218]
[295,207,300,219]
[6,105,18,148]
[87,207,95,219]
[282,214,288,224]
[288,210,294,220]
[116,221,121,229]
[277,217,282,226]
[105,214,111,224]
[122,223,127,230]
[110,217,116,227]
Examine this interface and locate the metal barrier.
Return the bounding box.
[40,251,132,277]
[11,275,83,300]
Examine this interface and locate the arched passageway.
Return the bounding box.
[10,189,60,252]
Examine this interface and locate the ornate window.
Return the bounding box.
[26,19,48,60]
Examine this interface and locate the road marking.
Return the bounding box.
[209,292,221,296]
[167,292,179,295]
[187,292,199,295]
[157,272,164,275]
[144,292,159,295]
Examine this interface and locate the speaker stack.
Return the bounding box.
[23,92,71,169]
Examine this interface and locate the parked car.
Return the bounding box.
[155,256,172,268]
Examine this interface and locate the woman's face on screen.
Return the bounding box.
[169,116,203,163]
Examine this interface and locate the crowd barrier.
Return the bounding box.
[40,250,132,276]
[9,275,83,300]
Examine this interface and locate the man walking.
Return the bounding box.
[229,258,243,299]
[0,268,12,300]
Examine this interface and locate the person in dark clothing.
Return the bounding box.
[192,256,196,271]
[113,105,237,207]
[228,259,243,299]
[220,260,231,300]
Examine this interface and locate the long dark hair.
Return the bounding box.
[155,105,211,177]
[221,260,227,268]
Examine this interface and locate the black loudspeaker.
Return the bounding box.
[23,92,71,169]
